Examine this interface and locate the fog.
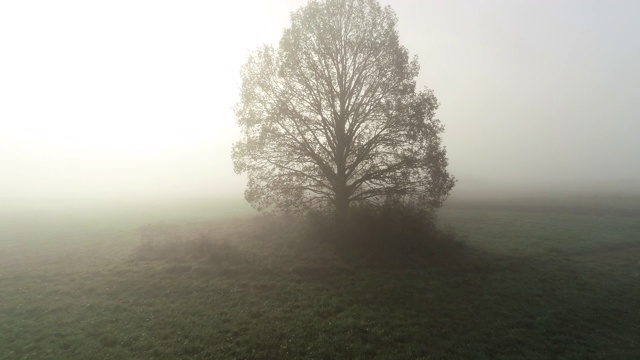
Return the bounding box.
[1,0,639,208]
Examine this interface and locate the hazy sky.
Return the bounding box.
[1,0,638,201]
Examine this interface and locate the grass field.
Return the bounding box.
[1,197,639,359]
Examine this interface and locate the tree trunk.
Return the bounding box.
[334,190,349,237]
[335,87,349,237]
[334,141,349,234]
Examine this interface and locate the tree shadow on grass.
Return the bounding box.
[123,215,640,359]
[285,243,639,359]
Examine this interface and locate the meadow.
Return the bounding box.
[1,196,639,359]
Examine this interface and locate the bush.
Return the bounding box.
[348,199,435,248]
[303,208,337,241]
[304,198,465,261]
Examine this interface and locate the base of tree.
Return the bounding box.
[304,202,467,267]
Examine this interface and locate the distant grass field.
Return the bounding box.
[1,197,639,359]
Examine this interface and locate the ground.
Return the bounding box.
[1,197,639,359]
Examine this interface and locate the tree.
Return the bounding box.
[232,0,455,227]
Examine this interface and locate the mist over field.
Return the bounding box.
[1,1,639,359]
[1,0,639,209]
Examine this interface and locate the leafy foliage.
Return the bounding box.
[232,0,455,218]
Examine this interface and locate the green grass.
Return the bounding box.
[1,199,639,359]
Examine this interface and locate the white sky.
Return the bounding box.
[1,0,639,200]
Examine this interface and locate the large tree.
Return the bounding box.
[232,0,455,225]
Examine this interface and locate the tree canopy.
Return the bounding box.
[232,0,455,222]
